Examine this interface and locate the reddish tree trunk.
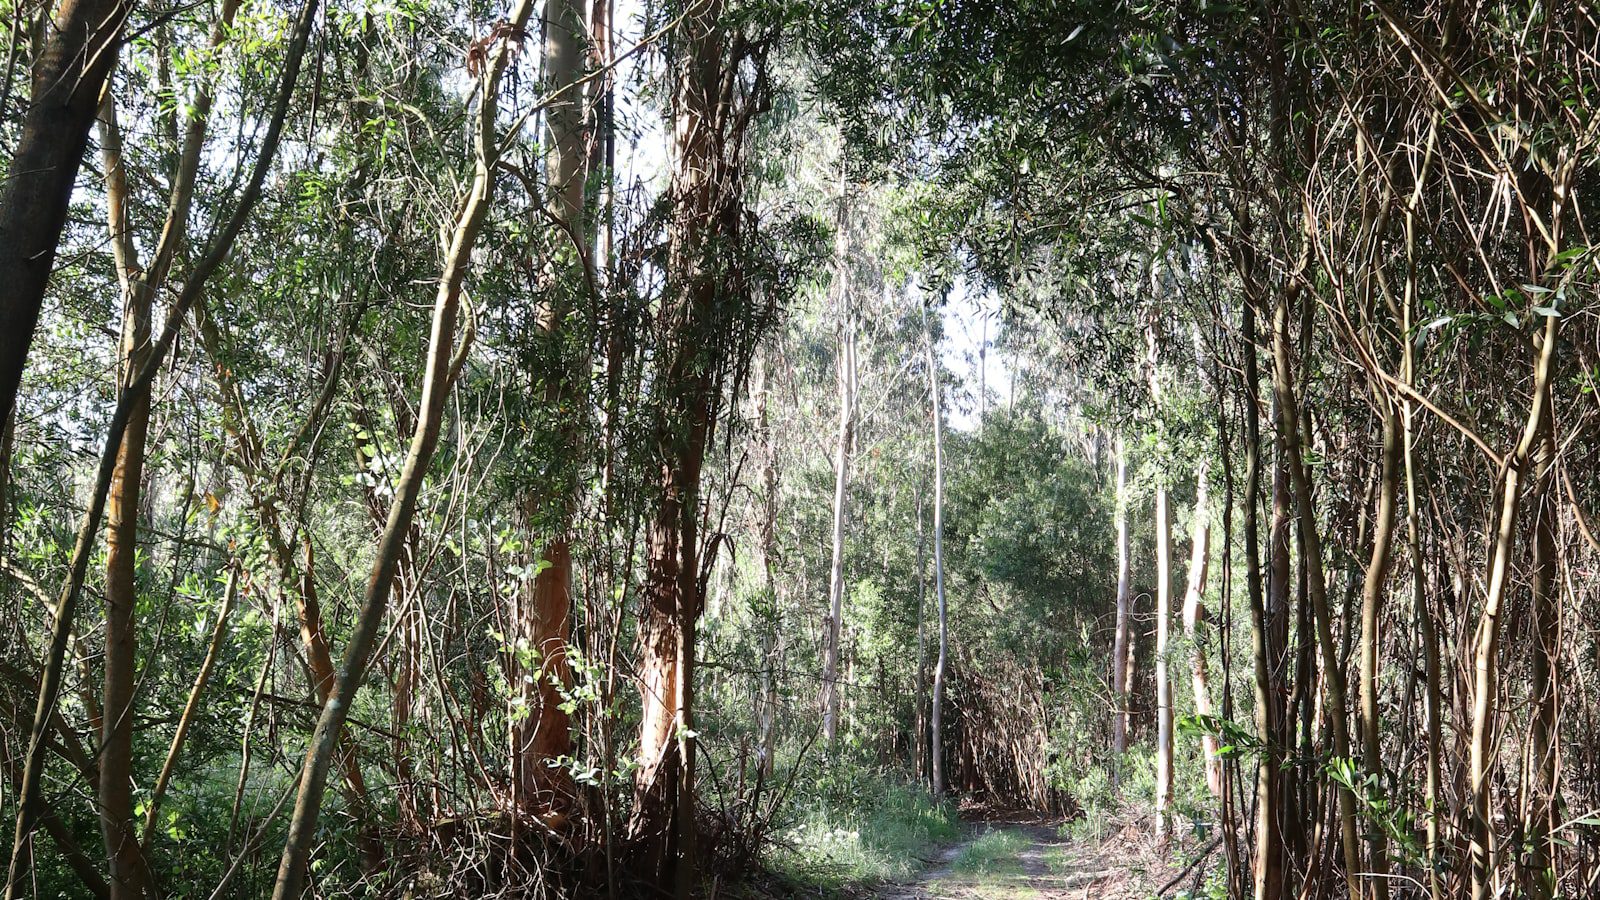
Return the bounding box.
[509,0,587,816]
[100,279,153,900]
[512,536,576,817]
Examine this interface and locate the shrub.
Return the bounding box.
[769,767,959,887]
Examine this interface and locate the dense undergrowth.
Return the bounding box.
[752,741,1203,895]
[766,768,960,889]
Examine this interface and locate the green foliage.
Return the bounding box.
[952,827,1028,877]
[771,768,960,887]
[1170,864,1230,900]
[1059,763,1117,844]
[20,0,1594,894]
[1327,757,1426,870]
[1178,714,1263,761]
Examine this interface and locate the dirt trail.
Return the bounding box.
[879,817,1180,899]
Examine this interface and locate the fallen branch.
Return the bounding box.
[1157,837,1221,897]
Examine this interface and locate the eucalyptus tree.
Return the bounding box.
[0,0,136,428]
[5,0,319,893]
[5,1,1600,898]
[922,296,949,798]
[623,0,799,890]
[820,179,859,745]
[805,3,1600,898]
[1111,433,1132,756]
[506,0,598,820]
[270,2,539,894]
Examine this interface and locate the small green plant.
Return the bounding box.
[1067,805,1111,844]
[1326,756,1426,867]
[952,828,1027,877]
[1171,864,1229,900]
[1120,746,1159,808]
[1063,764,1115,843]
[771,768,960,888]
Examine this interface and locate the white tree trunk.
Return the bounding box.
[1183,462,1218,794]
[822,289,856,742]
[1111,434,1132,755]
[1148,327,1174,840]
[914,487,929,782]
[821,178,854,743]
[925,300,949,799]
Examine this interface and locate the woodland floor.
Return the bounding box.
[876,811,1187,899]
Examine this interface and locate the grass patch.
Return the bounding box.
[1044,843,1074,874]
[951,828,1027,878]
[770,769,960,889]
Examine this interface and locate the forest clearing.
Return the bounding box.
[3,0,1600,898]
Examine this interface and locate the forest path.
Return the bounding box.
[880,814,1171,899]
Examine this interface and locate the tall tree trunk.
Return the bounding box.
[924,300,949,799]
[389,550,423,831]
[0,0,135,427]
[1183,461,1218,795]
[0,411,11,560]
[99,102,156,900]
[7,0,300,887]
[1401,388,1443,900]
[1241,300,1283,900]
[269,2,527,888]
[511,0,589,818]
[753,353,780,780]
[629,403,710,894]
[1469,310,1560,900]
[94,0,241,879]
[586,0,614,262]
[914,484,929,783]
[1358,399,1401,900]
[625,5,763,893]
[1153,476,1174,838]
[1270,291,1361,895]
[1526,386,1560,900]
[1269,399,1306,863]
[1111,433,1133,756]
[1398,122,1443,900]
[1147,328,1174,840]
[512,534,576,816]
[822,201,856,743]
